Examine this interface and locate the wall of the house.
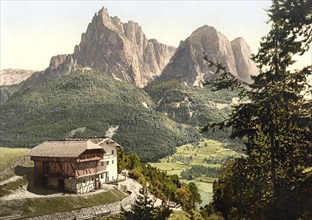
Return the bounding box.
[33,161,44,185]
[98,143,118,183]
[76,161,99,177]
[32,157,77,178]
[75,176,96,194]
[65,178,78,193]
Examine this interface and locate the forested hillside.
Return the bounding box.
[0,70,200,161]
[144,80,237,126]
[0,69,242,161]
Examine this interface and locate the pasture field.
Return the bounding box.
[0,147,29,171]
[150,139,241,206]
[152,139,239,171]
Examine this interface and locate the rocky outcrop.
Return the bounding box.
[231,37,259,83]
[24,7,175,88]
[22,54,78,88]
[0,69,36,86]
[73,7,175,87]
[160,25,258,86]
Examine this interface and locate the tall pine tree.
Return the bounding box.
[205,0,312,219]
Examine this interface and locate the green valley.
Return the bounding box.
[150,139,243,206]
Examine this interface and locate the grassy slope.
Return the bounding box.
[0,189,126,217]
[0,147,29,171]
[0,70,196,161]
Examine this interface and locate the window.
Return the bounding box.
[101,174,104,179]
[92,177,94,181]
[112,160,114,164]
[107,161,109,165]
[83,179,85,183]
[101,162,104,166]
[112,150,114,155]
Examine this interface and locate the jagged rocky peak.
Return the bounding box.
[160,25,258,86]
[22,7,175,88]
[22,6,175,88]
[231,37,259,83]
[160,25,237,86]
[72,6,177,87]
[49,54,67,69]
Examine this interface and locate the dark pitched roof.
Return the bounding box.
[29,140,104,158]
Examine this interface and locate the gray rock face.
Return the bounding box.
[24,7,175,88]
[23,54,78,87]
[73,7,176,87]
[160,25,258,86]
[231,37,259,83]
[22,9,257,89]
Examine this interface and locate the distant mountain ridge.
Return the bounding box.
[0,69,36,86]
[160,25,258,86]
[23,7,175,88]
[21,7,258,90]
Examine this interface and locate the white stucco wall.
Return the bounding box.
[98,141,118,183]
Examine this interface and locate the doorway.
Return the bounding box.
[58,179,65,190]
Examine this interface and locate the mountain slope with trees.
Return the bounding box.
[0,70,201,162]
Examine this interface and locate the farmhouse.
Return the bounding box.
[29,138,121,194]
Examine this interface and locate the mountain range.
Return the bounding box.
[0,7,255,160]
[17,7,257,90]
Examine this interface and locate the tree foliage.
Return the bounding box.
[203,0,312,219]
[118,151,202,214]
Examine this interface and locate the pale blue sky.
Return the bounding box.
[1,1,310,70]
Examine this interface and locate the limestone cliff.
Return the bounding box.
[160,25,258,86]
[230,37,259,83]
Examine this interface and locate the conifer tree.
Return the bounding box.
[203,0,312,219]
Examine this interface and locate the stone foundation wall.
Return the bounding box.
[76,176,95,194]
[65,178,77,193]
